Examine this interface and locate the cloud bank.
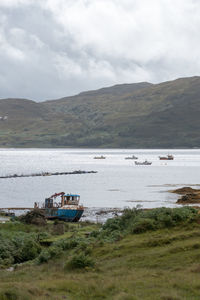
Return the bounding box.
[0,0,200,101]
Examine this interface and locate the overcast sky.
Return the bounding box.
[0,0,200,101]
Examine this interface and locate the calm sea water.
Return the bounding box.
[0,148,200,214]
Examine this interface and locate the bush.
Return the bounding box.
[156,214,174,228]
[102,217,122,232]
[37,245,64,264]
[0,233,41,266]
[67,253,95,269]
[12,236,41,263]
[37,250,51,264]
[53,236,84,251]
[37,231,50,241]
[132,218,156,234]
[48,246,63,258]
[101,207,199,238]
[90,230,99,238]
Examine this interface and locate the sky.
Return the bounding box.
[0,0,200,101]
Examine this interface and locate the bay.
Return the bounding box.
[0,149,199,214]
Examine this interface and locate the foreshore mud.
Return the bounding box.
[0,170,97,179]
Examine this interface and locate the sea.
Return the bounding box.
[0,148,200,222]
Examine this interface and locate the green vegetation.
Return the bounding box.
[1,76,200,147]
[1,207,200,299]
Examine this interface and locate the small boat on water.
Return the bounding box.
[36,192,84,222]
[93,155,106,159]
[135,160,152,165]
[159,154,174,160]
[125,155,138,160]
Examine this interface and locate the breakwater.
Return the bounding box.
[0,170,97,179]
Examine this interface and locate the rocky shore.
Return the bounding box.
[171,187,200,204]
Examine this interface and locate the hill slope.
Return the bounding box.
[0,77,200,147]
[1,207,200,299]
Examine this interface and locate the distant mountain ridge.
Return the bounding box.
[74,82,152,97]
[0,77,200,148]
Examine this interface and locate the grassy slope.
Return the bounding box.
[1,77,200,147]
[1,223,200,299]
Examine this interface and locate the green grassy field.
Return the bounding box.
[1,208,200,299]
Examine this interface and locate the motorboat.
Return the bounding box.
[159,154,174,160]
[135,160,152,165]
[125,155,138,160]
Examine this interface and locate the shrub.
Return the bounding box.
[12,236,41,263]
[37,250,51,264]
[102,217,122,232]
[0,233,41,266]
[53,237,80,250]
[131,218,156,234]
[48,246,63,258]
[101,207,199,239]
[37,232,50,241]
[67,253,95,269]
[171,207,198,223]
[157,214,174,228]
[77,241,90,251]
[90,230,99,238]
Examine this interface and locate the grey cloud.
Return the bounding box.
[0,0,200,101]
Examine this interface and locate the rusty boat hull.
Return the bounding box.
[44,207,84,222]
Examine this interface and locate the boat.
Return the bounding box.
[93,155,106,159]
[125,155,138,160]
[135,160,152,165]
[159,154,174,160]
[38,192,84,222]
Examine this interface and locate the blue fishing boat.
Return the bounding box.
[42,192,84,222]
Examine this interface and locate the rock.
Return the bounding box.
[171,187,200,194]
[169,186,200,204]
[177,193,200,204]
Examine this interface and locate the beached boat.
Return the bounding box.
[40,192,84,222]
[135,160,152,165]
[93,155,106,159]
[159,154,174,160]
[125,155,138,160]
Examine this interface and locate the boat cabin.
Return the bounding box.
[45,198,54,208]
[44,193,80,208]
[61,194,80,206]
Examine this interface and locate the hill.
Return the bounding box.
[0,77,200,147]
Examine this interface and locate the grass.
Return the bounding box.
[1,227,200,299]
[1,209,200,299]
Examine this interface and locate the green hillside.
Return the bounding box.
[0,77,200,147]
[1,207,200,299]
